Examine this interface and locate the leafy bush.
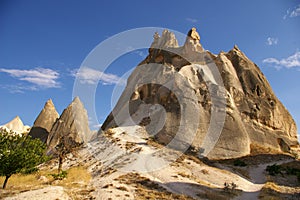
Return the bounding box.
[286,167,300,182]
[0,129,49,189]
[266,164,282,176]
[50,170,68,180]
[266,163,300,182]
[233,159,247,167]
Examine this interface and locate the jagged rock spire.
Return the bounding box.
[46,97,91,154]
[28,99,59,142]
[183,27,204,55]
[150,29,179,49]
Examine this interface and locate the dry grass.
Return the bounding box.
[100,167,117,177]
[0,166,93,199]
[197,190,231,200]
[125,141,136,150]
[178,172,192,179]
[259,182,300,200]
[115,173,195,200]
[250,143,281,155]
[146,138,164,149]
[54,166,91,188]
[104,128,115,137]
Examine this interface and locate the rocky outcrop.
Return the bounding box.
[28,99,59,142]
[46,97,91,154]
[102,28,299,159]
[0,116,30,135]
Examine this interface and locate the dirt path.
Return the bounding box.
[233,159,294,200]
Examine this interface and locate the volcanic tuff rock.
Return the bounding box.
[29,99,59,142]
[102,28,299,159]
[0,116,30,135]
[46,97,91,154]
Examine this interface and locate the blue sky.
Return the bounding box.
[0,1,299,134]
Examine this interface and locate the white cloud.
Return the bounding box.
[186,17,198,23]
[263,51,300,69]
[266,37,278,46]
[125,46,147,58]
[134,50,147,58]
[0,68,60,89]
[73,67,126,85]
[284,4,300,19]
[0,84,38,93]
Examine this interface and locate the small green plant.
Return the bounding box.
[266,164,282,176]
[266,163,300,183]
[233,159,247,167]
[50,170,68,180]
[286,167,300,182]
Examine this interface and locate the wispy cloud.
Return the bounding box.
[266,37,278,46]
[284,4,300,19]
[133,50,147,58]
[0,68,60,90]
[263,51,300,69]
[125,46,147,58]
[0,84,38,93]
[72,67,126,85]
[186,17,198,23]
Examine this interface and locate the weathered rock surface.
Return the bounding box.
[28,99,59,142]
[0,116,30,135]
[102,28,299,159]
[46,97,91,154]
[3,186,71,200]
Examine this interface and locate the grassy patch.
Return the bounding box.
[233,159,247,167]
[266,162,300,183]
[0,166,93,199]
[259,182,300,200]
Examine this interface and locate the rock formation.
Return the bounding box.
[0,116,30,135]
[46,97,91,154]
[102,28,299,159]
[28,99,59,142]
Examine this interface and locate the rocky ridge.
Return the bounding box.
[102,28,299,159]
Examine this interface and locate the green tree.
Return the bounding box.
[0,129,49,189]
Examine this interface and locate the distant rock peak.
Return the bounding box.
[0,116,30,135]
[46,96,91,154]
[45,99,55,107]
[29,99,59,143]
[150,29,179,49]
[187,27,201,41]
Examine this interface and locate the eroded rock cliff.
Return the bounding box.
[102,28,299,159]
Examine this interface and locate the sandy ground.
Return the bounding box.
[3,186,71,200]
[84,126,295,199]
[3,125,297,200]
